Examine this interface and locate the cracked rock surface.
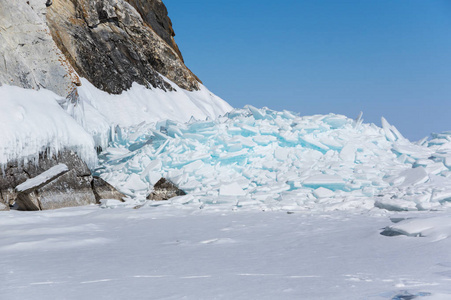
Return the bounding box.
[0,0,80,97]
[0,150,122,210]
[0,0,200,96]
[46,0,200,94]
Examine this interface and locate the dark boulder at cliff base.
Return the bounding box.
[0,150,124,211]
[147,178,186,201]
[92,176,126,203]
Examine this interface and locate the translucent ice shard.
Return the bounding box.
[303,175,345,190]
[93,106,451,212]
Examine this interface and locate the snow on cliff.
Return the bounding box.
[0,79,232,169]
[0,85,97,169]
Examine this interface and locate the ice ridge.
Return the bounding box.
[95,106,451,212]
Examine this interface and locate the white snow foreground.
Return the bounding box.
[0,79,232,169]
[95,106,451,213]
[1,207,451,299]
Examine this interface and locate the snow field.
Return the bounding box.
[96,106,451,212]
[1,207,450,299]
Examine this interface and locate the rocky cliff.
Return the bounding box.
[0,1,80,98]
[0,0,200,97]
[46,0,200,94]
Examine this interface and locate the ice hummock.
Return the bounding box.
[95,106,451,212]
[382,215,451,240]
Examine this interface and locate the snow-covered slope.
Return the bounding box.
[77,77,232,137]
[0,85,97,169]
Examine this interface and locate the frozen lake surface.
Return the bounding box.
[1,206,451,299]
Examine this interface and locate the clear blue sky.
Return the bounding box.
[165,0,451,141]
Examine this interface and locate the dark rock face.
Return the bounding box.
[92,176,126,203]
[125,0,182,59]
[17,169,96,211]
[147,177,186,201]
[0,150,123,210]
[46,0,200,94]
[0,150,91,207]
[0,0,202,98]
[31,151,91,178]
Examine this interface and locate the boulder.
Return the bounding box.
[147,178,186,201]
[92,176,126,203]
[1,149,124,210]
[16,168,96,211]
[0,150,91,206]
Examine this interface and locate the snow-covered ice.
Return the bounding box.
[1,207,451,299]
[0,77,232,170]
[382,215,451,240]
